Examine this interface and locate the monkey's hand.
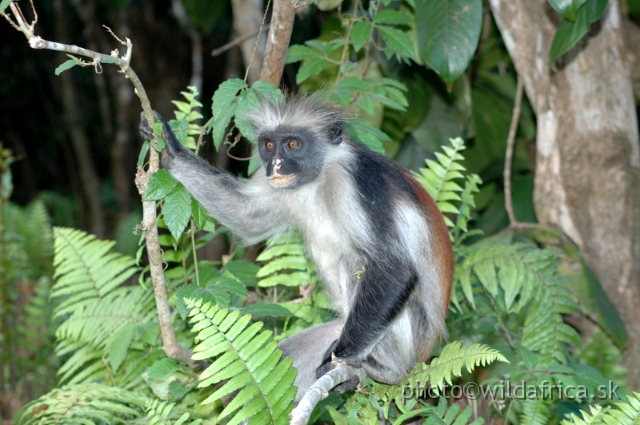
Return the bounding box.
[139,111,184,169]
[316,340,362,394]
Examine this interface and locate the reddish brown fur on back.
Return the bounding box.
[401,169,454,312]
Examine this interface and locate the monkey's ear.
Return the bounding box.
[328,121,343,145]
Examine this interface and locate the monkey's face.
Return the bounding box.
[257,126,325,189]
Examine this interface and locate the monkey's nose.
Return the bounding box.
[273,158,283,171]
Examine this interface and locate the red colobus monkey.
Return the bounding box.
[140,95,453,401]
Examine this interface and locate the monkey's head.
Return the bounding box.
[248,95,345,189]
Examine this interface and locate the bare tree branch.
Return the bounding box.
[260,0,297,84]
[289,363,368,425]
[212,24,271,58]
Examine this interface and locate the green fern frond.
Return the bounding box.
[186,298,297,425]
[405,341,507,394]
[55,286,155,383]
[451,173,482,245]
[412,138,481,241]
[52,227,139,317]
[52,228,156,385]
[457,242,580,361]
[256,232,318,288]
[521,399,550,425]
[413,137,466,206]
[21,276,56,345]
[561,392,640,425]
[10,200,54,276]
[145,399,203,425]
[15,383,149,425]
[521,285,581,362]
[171,86,204,150]
[562,405,609,425]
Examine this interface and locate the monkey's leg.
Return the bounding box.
[278,320,344,402]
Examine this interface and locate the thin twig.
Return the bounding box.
[212,24,271,57]
[244,0,271,81]
[504,75,524,227]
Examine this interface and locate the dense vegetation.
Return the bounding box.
[1,0,640,423]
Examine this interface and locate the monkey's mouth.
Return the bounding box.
[269,173,296,187]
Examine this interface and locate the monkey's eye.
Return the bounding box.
[288,139,300,149]
[265,141,275,150]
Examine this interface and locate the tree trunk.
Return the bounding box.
[489,0,640,388]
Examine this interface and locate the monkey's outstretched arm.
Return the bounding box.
[317,255,417,377]
[139,113,287,244]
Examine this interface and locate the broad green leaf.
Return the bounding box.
[212,102,238,149]
[0,0,12,13]
[415,0,483,87]
[285,45,322,63]
[191,198,208,229]
[212,79,247,117]
[351,21,373,52]
[241,302,294,317]
[377,26,416,60]
[163,184,192,241]
[549,0,608,71]
[548,0,588,20]
[251,80,284,104]
[55,59,77,76]
[144,169,178,201]
[296,57,325,84]
[373,9,412,25]
[212,79,247,148]
[234,89,260,143]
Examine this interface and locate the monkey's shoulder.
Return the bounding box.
[347,143,422,206]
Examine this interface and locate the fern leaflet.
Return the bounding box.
[412,138,481,243]
[52,227,138,316]
[145,399,203,425]
[561,392,640,425]
[456,242,580,361]
[408,341,508,394]
[186,298,297,425]
[15,384,148,425]
[256,232,317,288]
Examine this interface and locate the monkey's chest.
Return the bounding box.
[303,225,361,315]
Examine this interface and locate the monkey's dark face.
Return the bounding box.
[258,126,328,189]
